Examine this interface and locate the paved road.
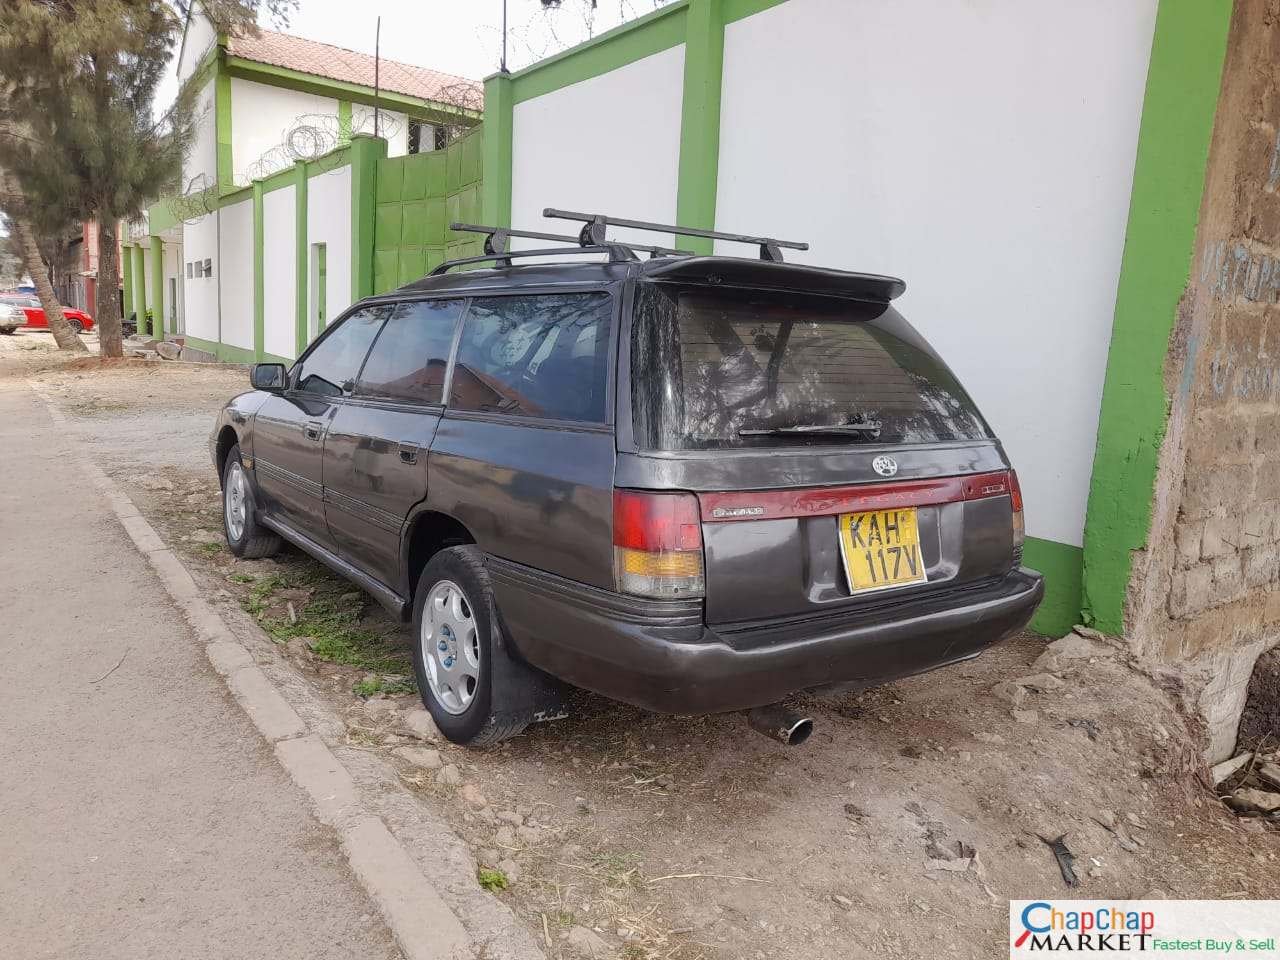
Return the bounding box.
[0,378,400,959]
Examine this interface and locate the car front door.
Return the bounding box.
[252,307,387,551]
[323,298,465,590]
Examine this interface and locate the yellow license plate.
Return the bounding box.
[838,508,928,593]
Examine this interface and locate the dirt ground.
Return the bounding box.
[5,334,1277,960]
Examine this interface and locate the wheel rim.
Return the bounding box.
[225,461,247,542]
[420,579,481,715]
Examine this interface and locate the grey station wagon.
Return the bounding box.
[211,210,1043,746]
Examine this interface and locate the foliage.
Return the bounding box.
[476,868,509,892]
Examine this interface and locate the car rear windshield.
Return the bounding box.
[630,284,990,450]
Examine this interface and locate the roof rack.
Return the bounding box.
[543,208,808,263]
[427,244,638,276]
[450,222,693,258]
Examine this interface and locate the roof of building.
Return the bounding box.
[226,28,482,109]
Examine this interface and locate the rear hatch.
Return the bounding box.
[625,280,1021,627]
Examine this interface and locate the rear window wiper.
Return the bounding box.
[739,421,882,438]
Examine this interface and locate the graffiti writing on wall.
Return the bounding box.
[1204,341,1280,400]
[1200,240,1280,302]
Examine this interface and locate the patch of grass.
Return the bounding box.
[591,852,642,890]
[240,566,410,675]
[353,675,416,698]
[227,572,255,584]
[477,868,509,892]
[195,541,222,556]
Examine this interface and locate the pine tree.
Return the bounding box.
[0,0,199,358]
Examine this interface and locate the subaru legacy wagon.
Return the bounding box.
[211,213,1043,746]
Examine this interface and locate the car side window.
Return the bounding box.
[449,293,612,423]
[355,299,464,404]
[293,307,389,397]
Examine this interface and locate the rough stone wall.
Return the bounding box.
[1128,0,1280,762]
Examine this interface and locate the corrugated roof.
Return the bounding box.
[226,28,482,110]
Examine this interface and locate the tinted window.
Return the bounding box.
[449,293,612,423]
[631,285,990,450]
[356,299,463,404]
[293,307,387,396]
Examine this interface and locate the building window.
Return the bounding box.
[434,124,448,151]
[408,119,439,155]
[203,258,212,278]
[185,262,193,279]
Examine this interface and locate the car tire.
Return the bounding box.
[0,328,13,336]
[411,545,565,746]
[221,443,282,559]
[67,319,83,334]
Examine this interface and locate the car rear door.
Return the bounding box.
[252,307,386,551]
[426,291,618,588]
[622,283,1018,625]
[322,298,465,591]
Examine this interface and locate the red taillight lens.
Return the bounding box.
[1009,469,1024,513]
[613,490,704,598]
[1009,469,1025,560]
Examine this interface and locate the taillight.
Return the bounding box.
[1009,469,1025,562]
[613,490,705,599]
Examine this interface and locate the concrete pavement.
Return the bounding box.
[0,379,402,959]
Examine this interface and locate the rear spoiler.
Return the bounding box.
[640,256,906,302]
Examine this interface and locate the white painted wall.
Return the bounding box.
[177,4,216,84]
[715,0,1157,548]
[182,213,219,343]
[263,184,298,360]
[306,165,353,328]
[230,78,339,184]
[184,80,218,193]
[163,242,184,333]
[352,104,410,157]
[218,198,255,351]
[511,45,685,249]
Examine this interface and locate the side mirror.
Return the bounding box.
[251,363,287,392]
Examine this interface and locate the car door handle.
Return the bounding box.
[398,442,419,464]
[303,421,324,442]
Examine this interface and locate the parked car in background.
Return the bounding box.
[0,294,94,333]
[0,302,23,334]
[209,214,1043,748]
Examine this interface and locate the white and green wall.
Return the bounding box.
[481,0,1234,636]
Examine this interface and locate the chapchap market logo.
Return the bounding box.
[1015,902,1156,951]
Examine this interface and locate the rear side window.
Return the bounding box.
[294,307,388,396]
[356,299,464,404]
[449,293,612,423]
[631,285,989,450]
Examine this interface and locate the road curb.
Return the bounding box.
[28,380,483,960]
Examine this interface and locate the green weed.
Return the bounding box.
[352,675,415,698]
[477,868,509,892]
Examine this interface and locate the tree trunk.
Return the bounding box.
[1,172,87,353]
[95,216,124,359]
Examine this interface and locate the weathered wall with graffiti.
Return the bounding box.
[1128,0,1280,761]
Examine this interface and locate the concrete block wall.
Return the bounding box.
[1127,0,1280,761]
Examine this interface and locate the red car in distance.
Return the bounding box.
[0,294,94,333]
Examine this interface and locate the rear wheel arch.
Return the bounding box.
[215,425,240,487]
[402,509,476,611]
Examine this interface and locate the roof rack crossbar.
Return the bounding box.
[449,222,693,258]
[428,244,639,276]
[542,208,809,263]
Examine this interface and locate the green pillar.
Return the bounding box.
[481,73,513,227]
[150,235,165,341]
[675,0,725,255]
[133,244,148,338]
[121,246,134,335]
[295,160,309,356]
[348,134,386,302]
[253,181,264,360]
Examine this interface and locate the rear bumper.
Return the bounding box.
[489,559,1044,714]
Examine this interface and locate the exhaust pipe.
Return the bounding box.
[746,704,814,746]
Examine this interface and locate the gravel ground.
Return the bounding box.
[7,336,1277,960]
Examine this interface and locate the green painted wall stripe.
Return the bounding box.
[134,243,148,337]
[507,2,688,104]
[1023,538,1084,637]
[183,334,289,366]
[481,75,513,227]
[295,160,308,357]
[215,57,234,191]
[349,135,385,302]
[1081,0,1233,634]
[337,99,352,142]
[121,246,134,334]
[253,181,265,360]
[675,0,724,255]
[224,58,481,125]
[150,236,165,341]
